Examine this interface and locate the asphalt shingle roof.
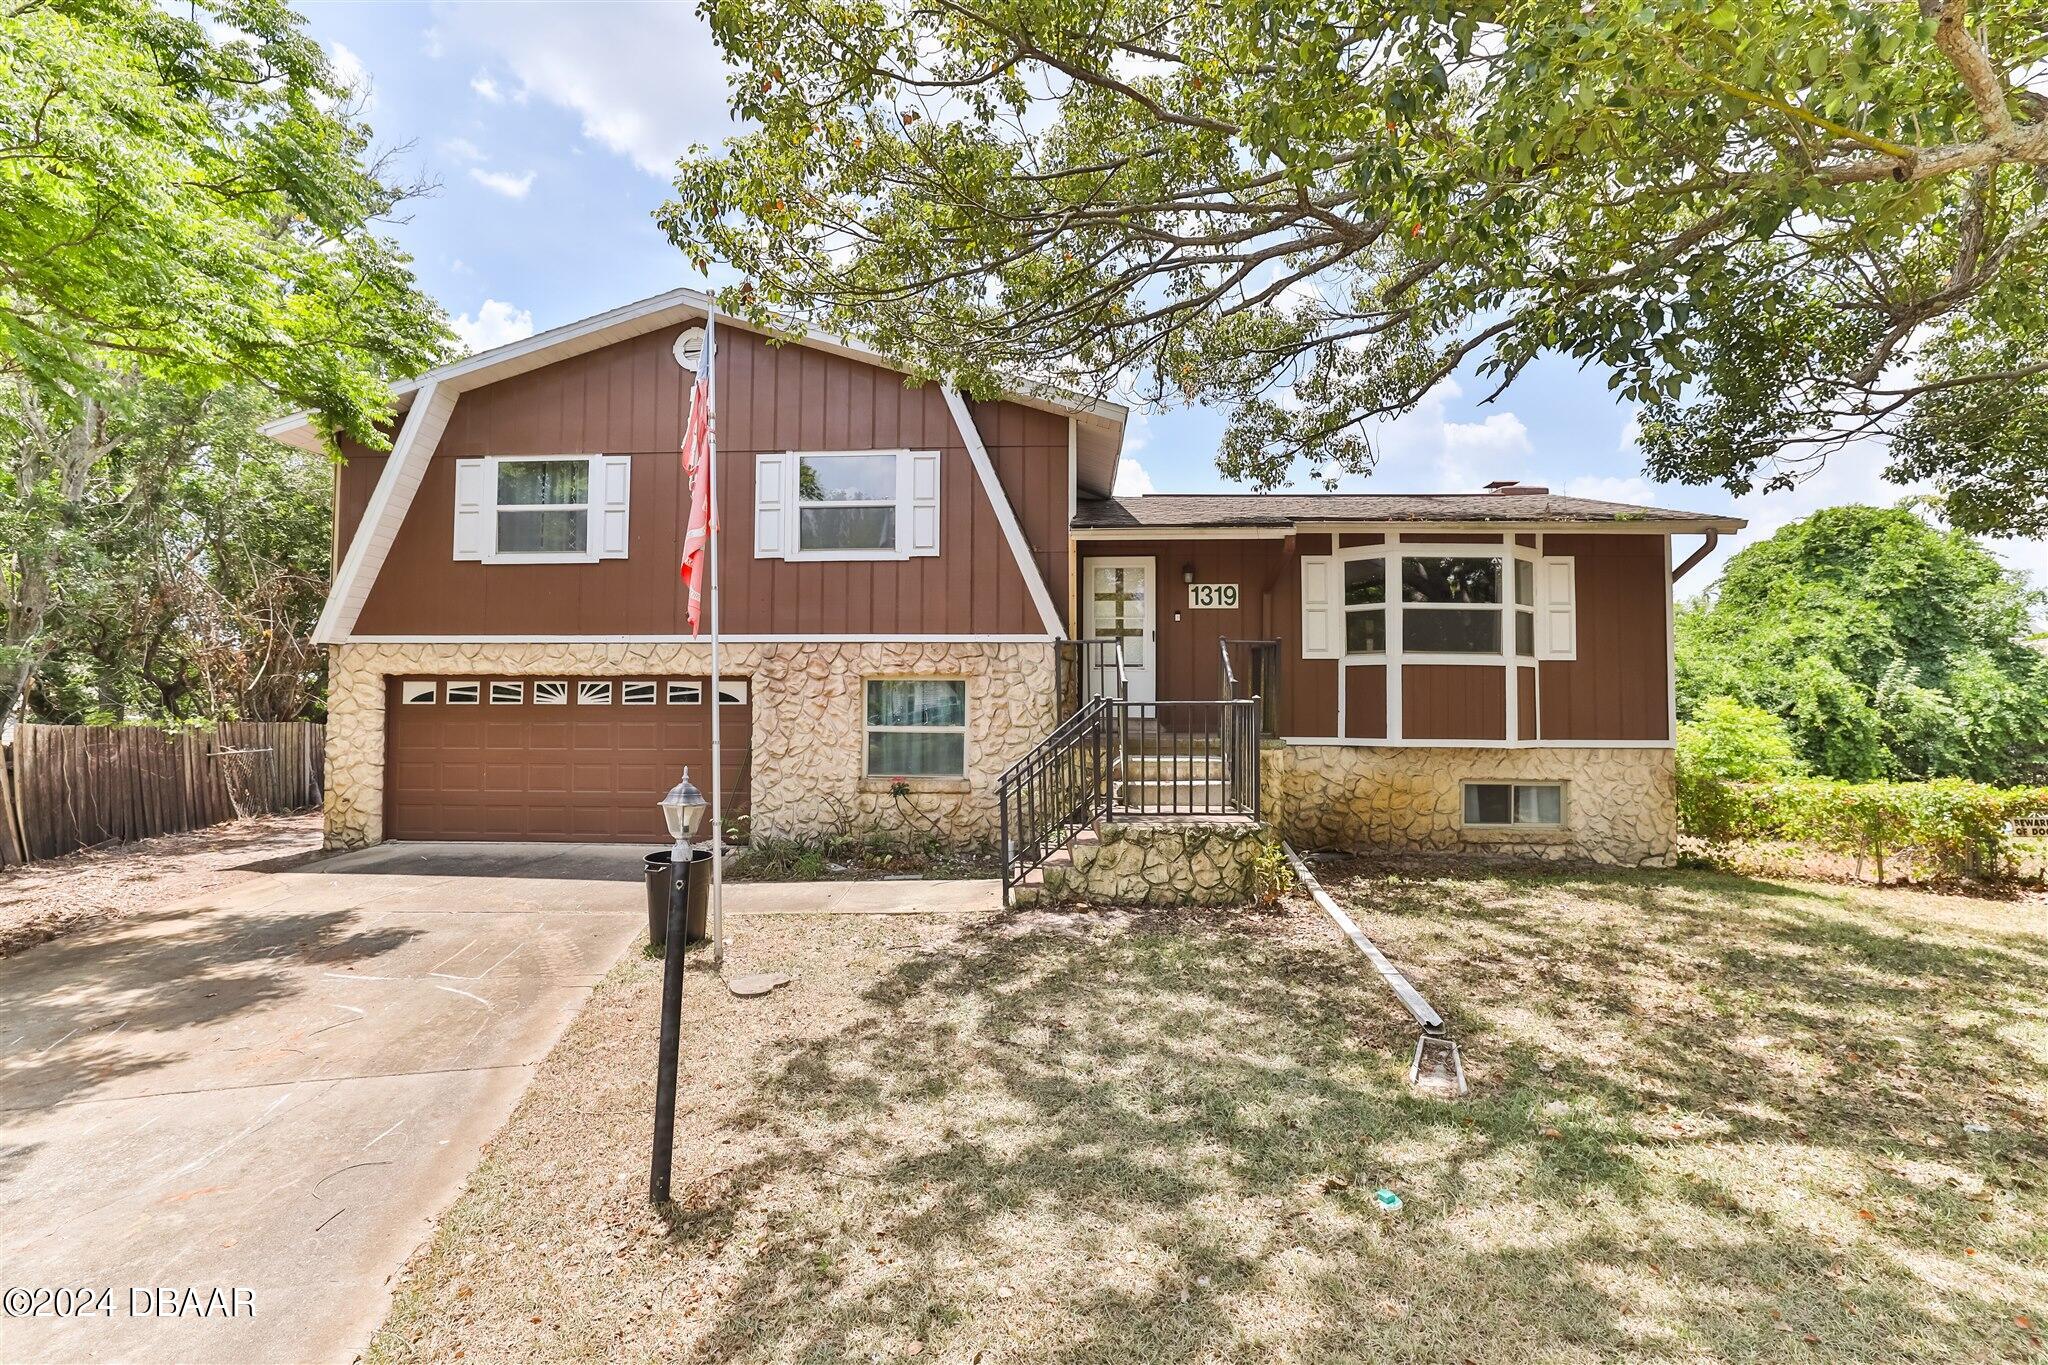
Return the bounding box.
[1073,493,1744,530]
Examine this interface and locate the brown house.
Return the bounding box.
[270,289,1741,870]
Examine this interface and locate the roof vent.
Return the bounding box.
[1484,479,1549,495]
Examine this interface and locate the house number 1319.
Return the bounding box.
[1187,583,1238,609]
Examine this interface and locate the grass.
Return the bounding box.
[369,865,2048,1363]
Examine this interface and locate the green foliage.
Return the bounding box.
[1675,697,1804,839]
[0,0,449,441]
[1676,505,2048,783]
[0,0,450,724]
[1679,775,2048,883]
[1247,839,1296,907]
[24,384,332,722]
[728,826,999,881]
[664,0,2048,528]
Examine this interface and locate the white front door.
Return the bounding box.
[1084,556,1156,705]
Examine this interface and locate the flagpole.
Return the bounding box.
[705,306,725,967]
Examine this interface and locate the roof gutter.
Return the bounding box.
[1670,529,1721,583]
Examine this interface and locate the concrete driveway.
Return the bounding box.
[0,841,646,1364]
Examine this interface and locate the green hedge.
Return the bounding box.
[1678,770,2048,881]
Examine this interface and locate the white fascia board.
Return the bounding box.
[1290,518,1746,536]
[1070,526,1292,541]
[942,385,1068,641]
[313,381,458,645]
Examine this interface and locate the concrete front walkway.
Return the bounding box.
[0,841,646,1365]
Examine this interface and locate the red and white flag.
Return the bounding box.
[679,367,714,634]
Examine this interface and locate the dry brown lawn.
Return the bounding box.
[368,865,2048,1364]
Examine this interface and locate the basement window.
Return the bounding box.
[865,679,967,778]
[1462,782,1563,827]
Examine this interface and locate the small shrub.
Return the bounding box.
[1676,697,1804,840]
[1248,840,1295,906]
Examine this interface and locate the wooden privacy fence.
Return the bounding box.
[0,722,324,868]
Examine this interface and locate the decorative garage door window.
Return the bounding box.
[490,681,523,704]
[865,679,967,777]
[668,682,702,704]
[533,680,568,704]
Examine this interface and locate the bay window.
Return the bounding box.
[1343,558,1386,654]
[1400,555,1502,654]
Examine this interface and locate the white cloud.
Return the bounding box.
[1442,412,1532,461]
[1114,458,1156,497]
[441,136,484,162]
[468,167,536,199]
[470,71,505,103]
[451,299,535,354]
[1122,408,1151,456]
[1561,474,1657,506]
[321,42,373,111]
[433,1,735,177]
[1325,379,1538,493]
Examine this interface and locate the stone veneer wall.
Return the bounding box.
[1026,819,1281,907]
[324,641,1056,850]
[1261,743,1677,867]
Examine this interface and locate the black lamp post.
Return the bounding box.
[649,769,705,1205]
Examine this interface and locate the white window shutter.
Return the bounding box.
[596,455,631,558]
[754,453,786,558]
[1300,555,1339,659]
[906,450,940,556]
[453,458,487,560]
[1537,556,1577,659]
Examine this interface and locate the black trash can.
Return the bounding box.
[643,848,713,949]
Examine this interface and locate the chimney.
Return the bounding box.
[1484,479,1549,495]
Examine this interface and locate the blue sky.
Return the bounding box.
[304,1,2046,594]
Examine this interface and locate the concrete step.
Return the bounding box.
[1116,780,1230,808]
[1120,754,1225,779]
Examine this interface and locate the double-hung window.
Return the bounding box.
[453,454,632,563]
[865,679,967,778]
[1401,556,1502,654]
[755,449,941,561]
[1343,558,1386,654]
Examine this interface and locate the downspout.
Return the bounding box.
[1671,529,1720,583]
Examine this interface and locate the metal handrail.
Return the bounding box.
[999,694,1262,904]
[1217,635,1239,698]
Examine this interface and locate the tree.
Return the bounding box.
[664,0,2048,529]
[1675,504,2048,782]
[0,0,451,721]
[26,384,332,724]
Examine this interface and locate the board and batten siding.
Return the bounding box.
[1264,529,1669,742]
[339,326,1069,637]
[1536,533,1670,741]
[1076,537,1291,708]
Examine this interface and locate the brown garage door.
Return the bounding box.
[385,675,750,842]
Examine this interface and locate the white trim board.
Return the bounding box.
[1279,737,1674,749]
[942,386,1068,641]
[313,382,458,646]
[343,634,1060,645]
